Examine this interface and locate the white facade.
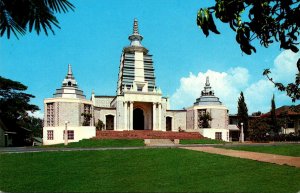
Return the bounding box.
[43,19,232,145]
[43,126,95,145]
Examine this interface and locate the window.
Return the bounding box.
[47,130,54,140]
[215,132,222,140]
[46,103,55,126]
[63,130,74,140]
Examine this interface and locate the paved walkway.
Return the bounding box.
[180,146,300,168]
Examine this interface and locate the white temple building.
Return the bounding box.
[43,19,231,145]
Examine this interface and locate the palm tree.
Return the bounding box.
[0,0,74,39]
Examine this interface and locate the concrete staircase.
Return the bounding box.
[95,130,204,139]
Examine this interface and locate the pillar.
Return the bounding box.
[129,101,133,130]
[194,109,197,129]
[158,103,162,131]
[124,101,128,130]
[152,103,156,130]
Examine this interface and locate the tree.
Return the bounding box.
[81,112,92,126]
[197,0,300,101]
[95,119,105,130]
[270,94,279,134]
[237,92,249,138]
[198,112,212,128]
[252,111,262,116]
[0,0,75,39]
[22,116,43,138]
[249,117,270,142]
[0,76,39,145]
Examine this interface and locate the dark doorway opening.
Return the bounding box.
[106,115,114,130]
[166,117,172,131]
[133,108,144,130]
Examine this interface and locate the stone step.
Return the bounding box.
[95,130,204,139]
[144,139,176,146]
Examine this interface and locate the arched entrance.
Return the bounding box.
[106,115,114,130]
[133,108,144,130]
[166,117,172,131]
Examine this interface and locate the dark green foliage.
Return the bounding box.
[197,0,300,55]
[248,115,299,142]
[237,92,249,138]
[270,94,279,133]
[198,112,212,128]
[95,119,105,130]
[1,149,300,192]
[197,1,300,102]
[0,76,39,145]
[81,112,91,126]
[22,116,43,138]
[248,117,270,142]
[0,0,75,39]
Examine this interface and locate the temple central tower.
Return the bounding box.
[116,19,156,95]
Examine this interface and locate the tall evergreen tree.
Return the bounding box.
[237,92,249,139]
[0,76,39,145]
[270,94,279,134]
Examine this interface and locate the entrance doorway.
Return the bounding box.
[166,117,172,131]
[133,108,144,130]
[106,115,114,130]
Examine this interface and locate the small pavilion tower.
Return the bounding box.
[194,76,222,105]
[53,64,86,99]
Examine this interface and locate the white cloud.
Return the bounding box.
[170,50,299,114]
[170,68,249,113]
[28,111,44,119]
[273,50,299,83]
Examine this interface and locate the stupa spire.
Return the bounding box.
[133,18,139,34]
[68,64,72,75]
[205,76,210,86]
[129,18,143,46]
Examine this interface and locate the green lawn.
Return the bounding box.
[1,149,299,192]
[42,139,145,148]
[180,138,226,144]
[221,144,300,157]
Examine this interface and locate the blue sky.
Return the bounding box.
[1,0,299,118]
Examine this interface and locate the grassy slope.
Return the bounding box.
[180,139,226,144]
[42,139,145,148]
[1,149,300,192]
[221,144,300,157]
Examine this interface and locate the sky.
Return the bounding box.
[1,0,299,119]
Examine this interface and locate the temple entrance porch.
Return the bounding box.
[122,101,162,131]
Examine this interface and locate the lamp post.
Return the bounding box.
[240,122,244,143]
[64,121,69,146]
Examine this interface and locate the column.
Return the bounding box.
[129,101,134,130]
[158,103,162,131]
[124,101,128,130]
[152,103,156,130]
[194,109,197,129]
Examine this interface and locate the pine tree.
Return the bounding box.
[270,94,279,134]
[237,92,249,139]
